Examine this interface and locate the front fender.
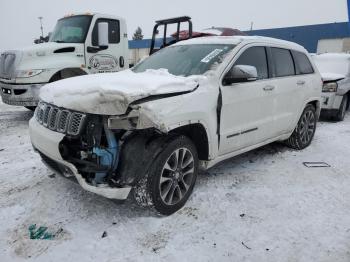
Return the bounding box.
[136,96,219,160]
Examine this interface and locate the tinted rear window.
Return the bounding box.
[292,51,314,74]
[271,48,295,77]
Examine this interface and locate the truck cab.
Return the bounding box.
[0,13,129,108]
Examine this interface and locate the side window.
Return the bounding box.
[234,46,268,79]
[292,51,314,74]
[92,19,120,46]
[271,48,295,77]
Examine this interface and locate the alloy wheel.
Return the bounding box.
[159,148,195,205]
[298,110,315,145]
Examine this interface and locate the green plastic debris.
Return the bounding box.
[28,224,56,240]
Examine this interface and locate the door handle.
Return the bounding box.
[297,80,306,86]
[263,85,275,91]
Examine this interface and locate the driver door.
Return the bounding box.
[219,45,276,155]
[85,18,124,74]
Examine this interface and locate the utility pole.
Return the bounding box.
[38,16,44,38]
[250,22,254,31]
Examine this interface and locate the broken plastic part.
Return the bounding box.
[108,109,166,132]
[28,224,56,240]
[108,110,139,130]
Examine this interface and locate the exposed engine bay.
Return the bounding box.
[58,114,167,188]
[59,115,120,185]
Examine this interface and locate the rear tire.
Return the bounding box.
[334,95,348,121]
[285,104,317,150]
[133,135,198,216]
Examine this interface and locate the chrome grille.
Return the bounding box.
[0,52,16,79]
[43,105,52,126]
[35,102,86,136]
[68,113,85,135]
[48,108,59,129]
[57,110,70,133]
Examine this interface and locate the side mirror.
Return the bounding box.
[223,65,258,85]
[98,22,109,47]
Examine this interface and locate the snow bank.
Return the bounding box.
[40,69,199,115]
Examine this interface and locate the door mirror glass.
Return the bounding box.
[224,65,258,85]
[98,22,109,47]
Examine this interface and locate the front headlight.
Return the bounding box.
[15,69,44,78]
[322,82,338,92]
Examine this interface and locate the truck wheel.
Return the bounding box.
[133,135,198,216]
[334,95,348,121]
[285,104,317,150]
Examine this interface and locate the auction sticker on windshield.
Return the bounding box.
[201,49,223,63]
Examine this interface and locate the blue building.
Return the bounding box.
[248,22,350,53]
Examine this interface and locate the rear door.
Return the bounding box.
[85,18,124,74]
[267,47,304,135]
[219,45,276,155]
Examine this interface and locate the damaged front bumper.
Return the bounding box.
[321,92,343,110]
[29,118,132,200]
[0,81,44,106]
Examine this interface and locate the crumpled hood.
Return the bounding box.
[40,69,201,115]
[321,72,346,82]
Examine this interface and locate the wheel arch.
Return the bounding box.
[169,123,210,161]
[305,99,321,119]
[49,68,88,82]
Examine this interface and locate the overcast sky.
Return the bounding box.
[0,0,348,51]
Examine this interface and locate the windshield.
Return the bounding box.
[133,44,235,76]
[50,15,92,43]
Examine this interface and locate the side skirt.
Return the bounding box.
[201,132,292,170]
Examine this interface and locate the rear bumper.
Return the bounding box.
[0,81,44,106]
[29,118,131,200]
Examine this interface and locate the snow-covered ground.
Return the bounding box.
[1,100,350,262]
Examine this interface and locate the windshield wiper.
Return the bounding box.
[54,40,66,43]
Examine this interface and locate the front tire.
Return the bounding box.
[334,95,348,121]
[285,104,317,150]
[134,135,198,216]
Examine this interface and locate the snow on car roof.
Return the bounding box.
[174,35,306,51]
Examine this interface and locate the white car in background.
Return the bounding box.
[29,36,322,215]
[313,53,350,121]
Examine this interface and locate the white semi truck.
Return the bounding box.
[0,13,129,109]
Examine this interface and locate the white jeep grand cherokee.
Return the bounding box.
[29,36,322,215]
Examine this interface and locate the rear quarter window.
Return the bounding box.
[292,51,314,74]
[271,48,295,77]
